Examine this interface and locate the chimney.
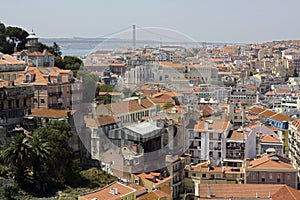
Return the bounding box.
[207,185,211,198]
[138,96,141,105]
[132,144,138,153]
[204,122,209,131]
[195,183,199,198]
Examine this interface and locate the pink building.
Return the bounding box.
[14,66,82,110]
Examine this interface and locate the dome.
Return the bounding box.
[26,31,39,39]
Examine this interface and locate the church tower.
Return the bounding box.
[25,30,40,52]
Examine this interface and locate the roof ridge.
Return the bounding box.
[250,156,270,168]
[285,185,297,200]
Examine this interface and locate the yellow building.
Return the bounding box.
[184,162,244,193]
[132,171,172,193]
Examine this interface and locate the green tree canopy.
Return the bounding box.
[0,22,29,54]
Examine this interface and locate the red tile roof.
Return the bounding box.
[79,181,136,200]
[105,97,155,115]
[259,134,281,143]
[228,130,245,139]
[29,108,75,119]
[198,184,300,200]
[292,119,300,131]
[0,54,25,65]
[194,119,231,132]
[248,154,294,169]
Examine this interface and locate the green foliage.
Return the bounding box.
[163,103,175,109]
[0,121,76,188]
[55,56,82,76]
[0,22,29,54]
[2,134,31,181]
[97,84,115,93]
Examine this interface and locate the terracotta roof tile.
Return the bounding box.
[259,134,281,143]
[249,107,266,114]
[292,119,300,131]
[159,61,184,68]
[29,108,75,118]
[79,181,136,200]
[248,154,294,169]
[227,130,245,139]
[105,98,155,115]
[270,113,291,122]
[194,119,231,132]
[0,54,26,65]
[198,184,300,200]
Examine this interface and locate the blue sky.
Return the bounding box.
[1,0,300,43]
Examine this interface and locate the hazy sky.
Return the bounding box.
[1,0,300,43]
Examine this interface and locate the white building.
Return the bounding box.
[190,119,233,164]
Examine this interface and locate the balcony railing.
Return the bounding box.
[48,91,62,96]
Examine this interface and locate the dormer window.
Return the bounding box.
[25,73,31,83]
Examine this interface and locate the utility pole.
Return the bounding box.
[133,25,136,48]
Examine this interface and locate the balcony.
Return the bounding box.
[214,146,221,150]
[48,91,62,96]
[189,146,201,150]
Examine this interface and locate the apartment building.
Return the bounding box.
[188,184,300,200]
[165,154,191,200]
[0,53,27,83]
[0,80,33,129]
[246,154,297,188]
[224,130,245,167]
[184,161,244,193]
[190,119,233,164]
[14,66,82,110]
[96,97,158,124]
[288,119,300,188]
[230,85,259,105]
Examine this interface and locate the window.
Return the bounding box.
[202,174,206,178]
[269,173,273,180]
[287,174,291,180]
[34,98,37,103]
[192,173,196,177]
[251,172,256,180]
[41,99,45,104]
[277,174,281,183]
[262,173,265,182]
[185,172,189,178]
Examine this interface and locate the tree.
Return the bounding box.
[35,121,75,184]
[5,26,29,53]
[28,132,51,181]
[53,42,62,56]
[0,23,29,54]
[2,134,30,182]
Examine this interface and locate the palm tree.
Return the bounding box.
[28,132,52,181]
[2,134,31,181]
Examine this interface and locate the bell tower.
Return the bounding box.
[25,30,40,52]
